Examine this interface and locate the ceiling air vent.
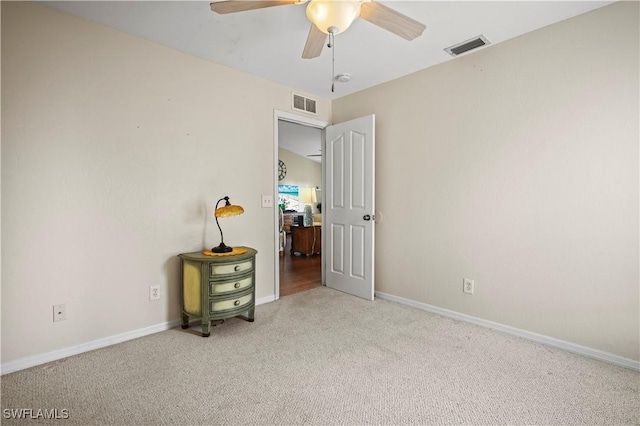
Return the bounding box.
[292,93,317,115]
[444,35,491,57]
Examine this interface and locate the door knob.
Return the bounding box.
[363,215,371,221]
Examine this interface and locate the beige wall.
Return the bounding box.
[333,2,639,360]
[1,2,330,363]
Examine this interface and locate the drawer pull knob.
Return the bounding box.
[234,265,240,272]
[234,282,240,289]
[234,300,240,306]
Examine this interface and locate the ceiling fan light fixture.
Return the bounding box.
[306,0,362,35]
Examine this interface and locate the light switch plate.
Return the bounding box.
[261,195,273,208]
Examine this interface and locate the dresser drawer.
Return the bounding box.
[210,275,253,295]
[209,259,253,277]
[210,292,253,313]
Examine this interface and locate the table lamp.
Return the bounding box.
[299,187,316,227]
[212,196,244,253]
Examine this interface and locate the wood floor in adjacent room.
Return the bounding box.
[279,235,322,297]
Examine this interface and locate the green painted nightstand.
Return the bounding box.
[178,247,257,337]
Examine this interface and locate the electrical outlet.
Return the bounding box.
[150,286,160,301]
[463,278,475,295]
[53,304,67,322]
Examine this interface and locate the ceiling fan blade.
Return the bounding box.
[302,24,326,59]
[210,1,298,14]
[359,1,426,41]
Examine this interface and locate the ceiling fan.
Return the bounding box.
[209,0,426,59]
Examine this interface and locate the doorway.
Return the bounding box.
[273,111,329,300]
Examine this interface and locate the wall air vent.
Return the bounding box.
[292,93,317,115]
[444,35,491,57]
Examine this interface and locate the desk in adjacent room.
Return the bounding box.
[290,224,321,257]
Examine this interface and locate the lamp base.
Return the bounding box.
[211,243,233,253]
[303,205,313,227]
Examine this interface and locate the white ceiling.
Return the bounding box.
[279,120,323,163]
[42,1,614,101]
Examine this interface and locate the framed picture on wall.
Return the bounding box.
[278,185,299,211]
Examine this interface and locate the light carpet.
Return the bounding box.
[1,287,638,425]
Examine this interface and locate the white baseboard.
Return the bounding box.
[256,294,276,305]
[375,291,640,372]
[2,295,278,375]
[1,319,183,375]
[8,292,634,375]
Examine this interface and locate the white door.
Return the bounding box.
[324,115,375,300]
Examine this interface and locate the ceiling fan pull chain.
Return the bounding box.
[330,31,335,93]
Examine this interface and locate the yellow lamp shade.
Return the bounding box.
[299,187,317,204]
[215,204,244,218]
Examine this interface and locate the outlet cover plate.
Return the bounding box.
[53,304,67,322]
[150,286,160,301]
[463,278,475,295]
